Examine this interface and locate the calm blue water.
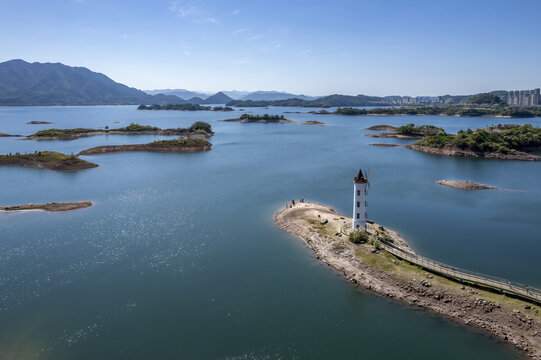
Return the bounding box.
[1,105,539,359]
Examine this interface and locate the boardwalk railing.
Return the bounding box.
[341,222,541,304]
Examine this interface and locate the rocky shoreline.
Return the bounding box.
[275,202,540,359]
[405,145,541,161]
[79,143,211,155]
[1,201,92,212]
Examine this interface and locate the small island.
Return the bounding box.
[276,201,541,358]
[26,121,214,141]
[366,123,444,139]
[79,137,212,155]
[406,124,541,161]
[365,125,397,131]
[300,120,325,126]
[221,113,295,123]
[1,201,92,212]
[0,132,22,137]
[0,151,99,171]
[437,180,496,190]
[137,104,233,111]
[27,121,55,124]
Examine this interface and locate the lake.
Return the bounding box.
[1,105,539,359]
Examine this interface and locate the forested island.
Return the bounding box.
[0,151,99,171]
[137,104,233,111]
[79,137,212,155]
[26,122,214,140]
[222,113,294,123]
[406,124,541,161]
[312,106,541,118]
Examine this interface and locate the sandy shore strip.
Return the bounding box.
[275,202,540,359]
[1,201,92,212]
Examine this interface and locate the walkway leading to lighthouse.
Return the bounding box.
[342,222,541,304]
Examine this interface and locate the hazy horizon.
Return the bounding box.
[1,0,540,96]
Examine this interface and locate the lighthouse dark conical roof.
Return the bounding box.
[354,169,367,184]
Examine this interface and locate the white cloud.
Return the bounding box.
[224,9,240,16]
[248,34,263,41]
[233,28,247,35]
[169,0,201,18]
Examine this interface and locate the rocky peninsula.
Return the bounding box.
[0,151,99,171]
[79,137,212,155]
[275,202,541,359]
[1,201,92,212]
[437,180,497,190]
[25,122,214,141]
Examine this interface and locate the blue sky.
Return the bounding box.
[1,0,540,96]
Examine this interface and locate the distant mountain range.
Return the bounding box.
[0,59,524,107]
[227,94,389,108]
[144,88,318,101]
[144,89,210,100]
[0,59,186,106]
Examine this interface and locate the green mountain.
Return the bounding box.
[202,92,234,104]
[227,94,388,108]
[0,59,185,106]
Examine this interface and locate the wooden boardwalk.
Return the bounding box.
[342,222,541,304]
[381,241,541,304]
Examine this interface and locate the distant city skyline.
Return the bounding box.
[1,0,540,96]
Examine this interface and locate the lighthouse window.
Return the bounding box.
[356,213,360,219]
[356,201,360,207]
[357,190,360,196]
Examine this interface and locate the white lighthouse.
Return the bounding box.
[353,169,368,231]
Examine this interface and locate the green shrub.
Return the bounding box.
[349,230,368,244]
[189,121,212,133]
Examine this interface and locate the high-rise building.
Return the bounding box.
[507,88,540,106]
